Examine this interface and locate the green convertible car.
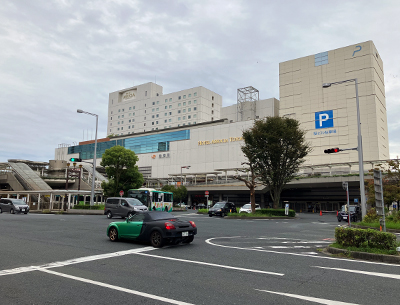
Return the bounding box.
[107,211,197,248]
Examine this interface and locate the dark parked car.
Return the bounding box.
[0,198,30,214]
[338,205,361,222]
[107,211,197,248]
[208,201,237,217]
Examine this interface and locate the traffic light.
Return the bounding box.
[324,148,340,154]
[70,158,82,162]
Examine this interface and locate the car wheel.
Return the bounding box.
[127,212,133,218]
[106,211,113,219]
[10,208,14,214]
[183,235,194,244]
[24,212,28,214]
[0,207,2,213]
[221,212,225,217]
[150,230,165,248]
[337,217,342,222]
[109,227,118,242]
[165,206,169,212]
[208,214,212,217]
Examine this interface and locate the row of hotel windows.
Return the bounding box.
[111,114,197,127]
[111,100,199,115]
[111,108,199,123]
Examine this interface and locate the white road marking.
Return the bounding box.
[135,253,284,276]
[255,289,359,304]
[313,266,400,280]
[205,237,400,267]
[281,241,331,244]
[39,268,194,305]
[0,247,155,277]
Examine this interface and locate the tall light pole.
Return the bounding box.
[180,165,190,204]
[77,109,98,206]
[322,79,366,219]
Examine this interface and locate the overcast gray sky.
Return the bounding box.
[1,0,400,162]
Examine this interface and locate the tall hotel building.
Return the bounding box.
[279,41,389,166]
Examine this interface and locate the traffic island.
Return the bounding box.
[326,246,400,264]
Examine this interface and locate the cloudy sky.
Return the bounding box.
[1,0,400,162]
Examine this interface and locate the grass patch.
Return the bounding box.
[329,242,400,256]
[227,209,296,217]
[358,221,400,230]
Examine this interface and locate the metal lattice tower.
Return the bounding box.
[237,86,259,122]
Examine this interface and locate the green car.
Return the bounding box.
[107,211,197,248]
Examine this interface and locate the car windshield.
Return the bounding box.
[149,212,177,221]
[12,200,27,205]
[341,206,357,212]
[213,203,225,208]
[242,204,251,209]
[126,198,144,206]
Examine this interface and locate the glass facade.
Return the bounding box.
[315,51,328,66]
[68,130,190,160]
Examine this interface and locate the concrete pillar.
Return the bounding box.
[50,194,53,210]
[188,194,192,205]
[16,193,19,199]
[38,194,41,210]
[68,193,71,209]
[219,194,223,201]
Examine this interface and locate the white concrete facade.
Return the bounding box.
[279,40,389,166]
[108,83,222,136]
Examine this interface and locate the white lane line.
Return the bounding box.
[39,268,194,305]
[205,237,400,267]
[255,289,359,305]
[0,247,155,277]
[136,253,283,276]
[313,266,400,280]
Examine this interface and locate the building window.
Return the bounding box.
[132,125,134,128]
[165,99,168,102]
[117,128,120,131]
[212,103,214,107]
[133,112,135,116]
[152,109,155,112]
[111,111,113,114]
[183,123,186,126]
[194,107,197,111]
[178,103,181,107]
[111,117,113,120]
[157,101,159,104]
[129,119,131,123]
[121,121,124,124]
[128,126,130,129]
[211,110,214,114]
[188,115,191,119]
[169,112,172,115]
[118,115,120,119]
[118,109,120,112]
[188,108,191,112]
[189,94,191,97]
[156,114,159,118]
[178,110,181,114]
[122,109,124,112]
[156,108,159,111]
[122,115,124,118]
[132,119,135,122]
[156,121,158,124]
[152,115,155,118]
[178,117,181,121]
[183,102,186,106]
[145,91,147,96]
[169,105,172,109]
[183,95,186,99]
[212,96,214,101]
[164,119,167,123]
[188,101,191,105]
[194,92,197,97]
[152,122,154,125]
[193,114,197,118]
[133,106,135,109]
[118,121,120,125]
[183,116,186,120]
[169,98,172,102]
[183,109,186,113]
[178,96,181,100]
[152,102,155,105]
[194,100,197,104]
[165,106,167,109]
[129,107,131,110]
[315,51,329,66]
[165,113,167,116]
[169,119,171,122]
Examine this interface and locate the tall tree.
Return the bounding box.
[100,146,144,197]
[242,117,311,208]
[234,162,260,213]
[161,185,187,204]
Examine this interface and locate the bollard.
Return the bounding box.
[320,210,322,216]
[336,211,338,216]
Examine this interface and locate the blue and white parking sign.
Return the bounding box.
[315,110,334,129]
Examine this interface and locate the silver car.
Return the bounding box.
[0,198,30,214]
[104,197,148,219]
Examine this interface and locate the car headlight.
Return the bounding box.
[15,206,20,210]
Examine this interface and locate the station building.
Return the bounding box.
[54,40,389,209]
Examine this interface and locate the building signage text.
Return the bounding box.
[198,137,243,146]
[122,90,136,100]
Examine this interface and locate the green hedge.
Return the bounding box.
[73,204,105,210]
[335,227,397,250]
[254,209,296,217]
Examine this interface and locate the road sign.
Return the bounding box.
[205,191,209,195]
[354,198,358,203]
[119,190,124,197]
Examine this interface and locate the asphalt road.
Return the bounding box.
[1,211,400,305]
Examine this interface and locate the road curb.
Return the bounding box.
[326,246,400,264]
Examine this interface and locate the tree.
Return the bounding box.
[366,159,400,210]
[242,117,311,209]
[161,185,187,204]
[100,146,144,197]
[234,162,260,213]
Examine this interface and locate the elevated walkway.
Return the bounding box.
[81,163,108,183]
[8,162,52,191]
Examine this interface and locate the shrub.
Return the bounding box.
[363,208,380,223]
[335,227,397,250]
[73,204,105,210]
[387,210,400,223]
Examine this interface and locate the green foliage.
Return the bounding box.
[100,146,144,197]
[335,227,397,250]
[73,204,105,210]
[161,185,187,203]
[241,117,312,208]
[330,242,400,256]
[386,210,400,223]
[363,208,380,223]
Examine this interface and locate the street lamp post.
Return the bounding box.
[322,79,366,219]
[180,165,191,204]
[77,109,98,206]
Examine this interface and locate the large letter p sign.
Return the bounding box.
[315,110,334,129]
